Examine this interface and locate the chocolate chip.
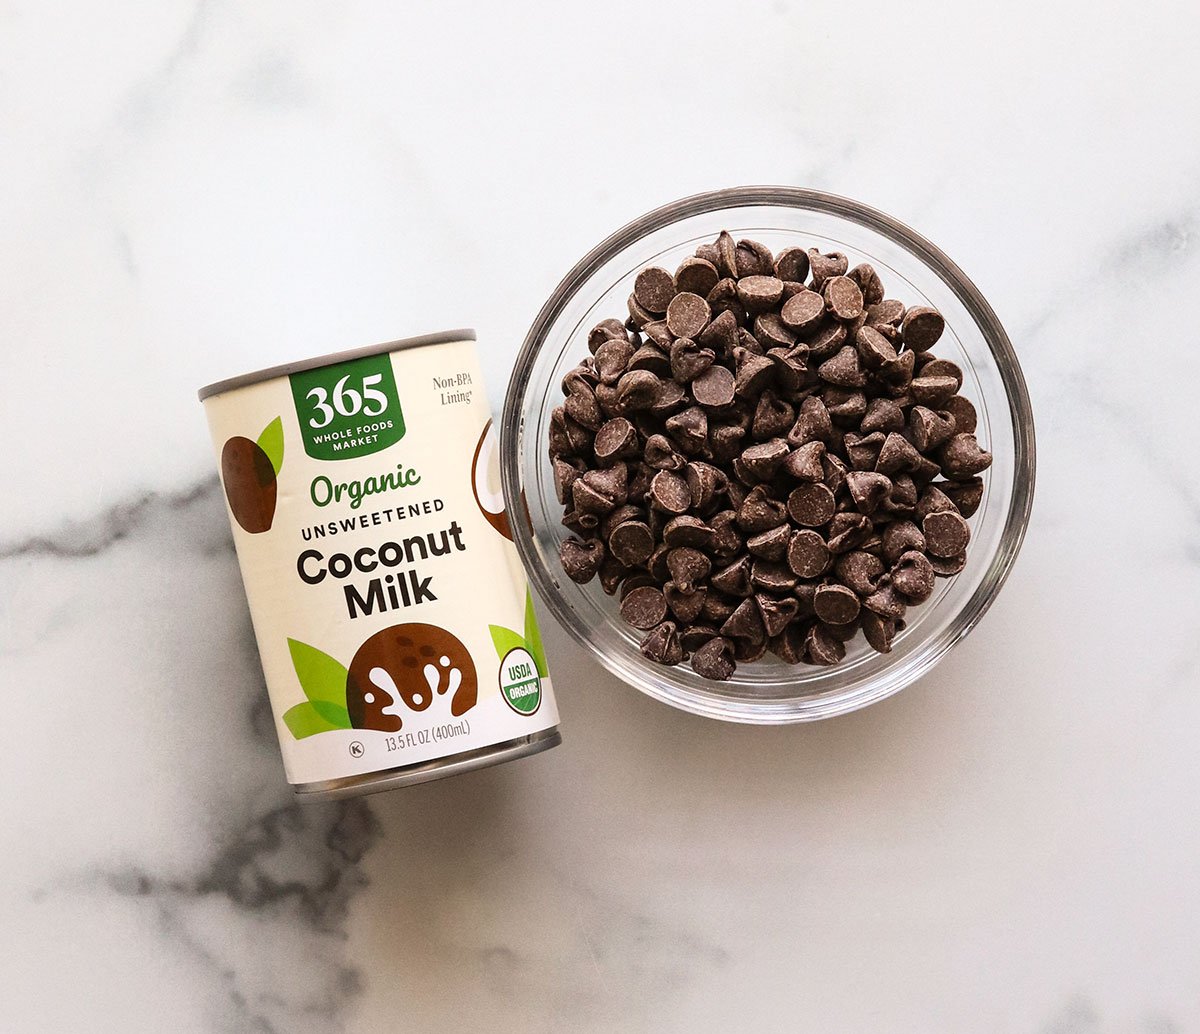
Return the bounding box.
[922,510,971,557]
[633,267,676,314]
[805,623,846,665]
[844,431,887,471]
[788,396,834,446]
[679,624,720,653]
[708,510,742,559]
[783,440,826,481]
[741,437,791,479]
[608,520,654,566]
[559,536,605,583]
[684,461,727,513]
[824,389,867,425]
[786,483,835,527]
[641,620,684,665]
[649,469,692,514]
[721,598,766,644]
[781,289,826,330]
[666,547,711,592]
[861,610,898,653]
[665,405,708,454]
[942,477,984,518]
[734,350,776,398]
[891,550,935,603]
[690,636,736,680]
[669,338,716,382]
[737,485,787,533]
[675,256,720,297]
[929,552,967,577]
[855,325,898,369]
[750,559,797,594]
[787,529,831,578]
[588,318,628,353]
[866,299,905,327]
[627,292,656,329]
[692,364,736,407]
[628,344,671,378]
[666,291,711,338]
[846,471,893,515]
[615,369,661,411]
[807,249,849,288]
[756,593,799,638]
[662,515,715,550]
[711,554,753,597]
[882,520,926,563]
[620,586,669,629]
[715,231,739,278]
[835,551,885,595]
[644,433,685,471]
[593,418,638,465]
[553,457,585,503]
[736,275,784,313]
[824,276,864,321]
[664,582,707,623]
[944,394,977,435]
[754,313,797,351]
[774,247,810,283]
[818,345,867,388]
[901,306,946,351]
[814,583,860,625]
[826,512,872,553]
[939,433,993,479]
[911,375,959,408]
[698,309,739,355]
[863,577,907,619]
[848,263,885,306]
[751,391,795,441]
[909,406,957,452]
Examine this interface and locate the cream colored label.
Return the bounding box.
[202,338,558,786]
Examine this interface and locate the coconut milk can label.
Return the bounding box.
[289,353,405,461]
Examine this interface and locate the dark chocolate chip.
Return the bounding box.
[834,551,885,595]
[664,582,708,623]
[746,523,793,561]
[670,338,717,382]
[633,267,676,314]
[938,433,993,479]
[721,598,766,644]
[711,555,753,597]
[736,275,784,313]
[786,483,836,527]
[922,510,971,557]
[824,276,864,321]
[620,586,669,629]
[882,520,926,564]
[909,406,957,452]
[891,550,935,603]
[805,623,846,665]
[781,289,826,331]
[783,440,827,481]
[692,364,737,407]
[787,529,831,578]
[666,291,711,338]
[814,583,861,625]
[738,485,788,533]
[774,247,810,283]
[641,621,684,665]
[675,256,721,297]
[690,636,736,680]
[901,306,945,351]
[649,469,692,514]
[861,610,898,653]
[942,477,984,518]
[845,471,893,515]
[593,417,639,465]
[756,593,799,638]
[608,520,655,566]
[666,547,711,592]
[559,536,605,583]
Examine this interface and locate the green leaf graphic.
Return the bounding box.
[523,590,548,677]
[283,700,351,739]
[287,637,349,708]
[257,416,285,476]
[489,624,525,661]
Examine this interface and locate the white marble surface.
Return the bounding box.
[3,1,1198,1031]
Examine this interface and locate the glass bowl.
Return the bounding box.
[500,186,1035,723]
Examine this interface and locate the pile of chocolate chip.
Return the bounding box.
[550,232,992,680]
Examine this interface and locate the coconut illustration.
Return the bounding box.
[345,622,479,732]
[471,419,512,540]
[221,416,284,534]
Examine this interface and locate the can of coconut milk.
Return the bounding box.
[199,330,560,800]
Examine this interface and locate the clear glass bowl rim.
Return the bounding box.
[500,185,1036,723]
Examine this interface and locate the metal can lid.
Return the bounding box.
[197,328,476,402]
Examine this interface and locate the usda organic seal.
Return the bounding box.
[499,647,542,715]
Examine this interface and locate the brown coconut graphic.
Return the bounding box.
[471,419,512,540]
[221,416,284,534]
[346,622,478,732]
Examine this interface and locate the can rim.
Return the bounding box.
[197,328,477,401]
